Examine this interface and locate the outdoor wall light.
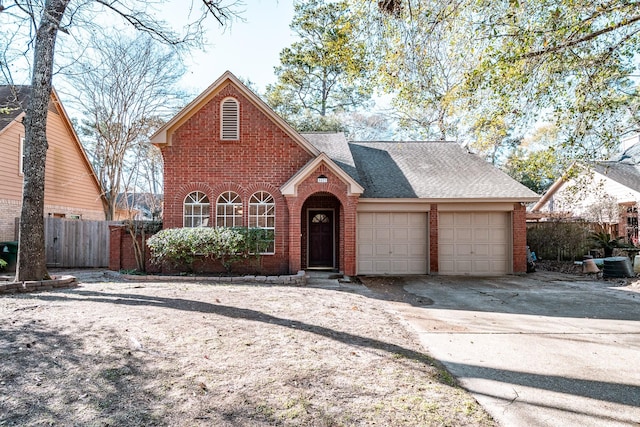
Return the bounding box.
[317,174,328,183]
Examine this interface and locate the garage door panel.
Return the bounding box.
[391,214,409,226]
[473,244,490,256]
[392,244,408,256]
[455,243,473,256]
[358,212,428,275]
[410,214,427,226]
[455,228,473,240]
[375,244,390,256]
[474,228,490,241]
[456,213,472,226]
[439,214,454,226]
[440,228,454,240]
[392,228,409,240]
[439,244,454,257]
[491,244,507,257]
[359,228,374,241]
[375,228,390,240]
[439,212,510,275]
[409,244,427,257]
[489,214,506,226]
[473,213,490,226]
[358,244,373,256]
[456,260,473,272]
[375,213,390,225]
[374,260,391,272]
[391,260,408,273]
[472,261,492,274]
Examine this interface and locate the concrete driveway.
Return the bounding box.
[390,272,640,427]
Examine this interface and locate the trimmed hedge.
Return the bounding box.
[147,227,274,273]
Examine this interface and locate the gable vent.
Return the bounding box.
[221,97,239,140]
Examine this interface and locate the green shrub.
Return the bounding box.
[147,227,273,273]
[0,258,7,270]
[588,231,629,258]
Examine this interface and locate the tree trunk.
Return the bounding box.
[16,0,70,282]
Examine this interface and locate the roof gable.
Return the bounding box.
[150,71,320,156]
[280,153,364,196]
[0,85,29,134]
[0,85,106,207]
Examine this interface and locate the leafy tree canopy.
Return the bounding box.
[265,0,373,130]
[355,0,640,160]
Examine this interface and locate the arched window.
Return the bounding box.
[216,191,242,227]
[249,191,275,254]
[184,191,210,227]
[220,97,239,140]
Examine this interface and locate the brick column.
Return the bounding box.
[429,205,438,273]
[512,203,527,273]
[285,196,302,274]
[109,225,123,271]
[343,195,359,276]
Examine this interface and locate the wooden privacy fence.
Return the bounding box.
[44,218,113,268]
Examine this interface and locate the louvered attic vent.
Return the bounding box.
[221,98,239,140]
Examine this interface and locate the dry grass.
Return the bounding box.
[0,273,495,426]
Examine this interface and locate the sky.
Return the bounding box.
[174,1,296,95]
[1,1,296,98]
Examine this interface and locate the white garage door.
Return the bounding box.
[439,212,511,275]
[357,212,428,275]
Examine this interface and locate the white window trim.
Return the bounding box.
[216,191,243,227]
[249,191,275,254]
[220,97,239,140]
[184,191,210,228]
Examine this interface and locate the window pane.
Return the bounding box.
[248,191,275,254]
[184,191,210,227]
[216,191,242,228]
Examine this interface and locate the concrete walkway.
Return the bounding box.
[393,273,640,427]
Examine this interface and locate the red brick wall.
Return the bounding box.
[159,83,315,275]
[109,225,159,273]
[284,163,358,276]
[512,203,527,273]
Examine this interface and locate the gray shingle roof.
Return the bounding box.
[302,132,539,200]
[594,162,640,193]
[300,132,361,183]
[349,141,539,199]
[0,85,29,132]
[590,143,640,193]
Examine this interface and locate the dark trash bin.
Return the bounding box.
[603,256,634,278]
[0,241,18,272]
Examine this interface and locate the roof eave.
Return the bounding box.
[358,197,540,203]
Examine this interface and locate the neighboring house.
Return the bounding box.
[114,193,163,221]
[148,71,539,276]
[0,85,106,241]
[530,142,640,243]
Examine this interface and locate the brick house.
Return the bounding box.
[0,86,106,241]
[530,140,640,243]
[147,71,538,276]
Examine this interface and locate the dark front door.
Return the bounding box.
[308,210,334,268]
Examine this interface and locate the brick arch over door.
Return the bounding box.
[302,193,342,271]
[285,184,359,275]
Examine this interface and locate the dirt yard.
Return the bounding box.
[0,271,494,426]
